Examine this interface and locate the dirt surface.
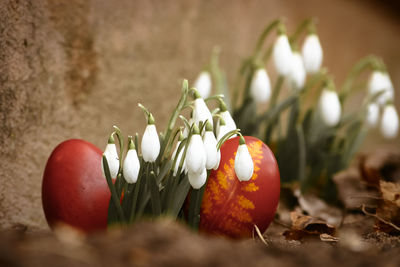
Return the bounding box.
[1,220,399,267]
[1,0,400,232]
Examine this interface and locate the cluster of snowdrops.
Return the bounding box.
[101,18,399,227]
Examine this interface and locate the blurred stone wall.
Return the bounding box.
[0,0,399,229]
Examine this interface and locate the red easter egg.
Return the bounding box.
[42,139,110,232]
[200,136,280,239]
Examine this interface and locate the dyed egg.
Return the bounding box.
[200,136,280,238]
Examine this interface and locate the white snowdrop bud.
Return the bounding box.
[141,114,160,162]
[123,138,140,183]
[368,71,394,106]
[203,122,219,170]
[193,90,213,127]
[318,88,341,127]
[188,167,207,189]
[186,125,207,174]
[302,34,323,74]
[217,101,237,137]
[101,135,119,178]
[194,71,212,99]
[380,104,399,139]
[366,102,380,128]
[172,133,186,176]
[234,136,254,182]
[216,117,228,141]
[289,52,306,90]
[273,34,293,76]
[250,68,271,103]
[213,148,221,170]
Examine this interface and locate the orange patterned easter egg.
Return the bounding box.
[200,136,280,239]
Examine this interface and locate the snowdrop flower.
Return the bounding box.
[289,52,306,90]
[214,148,221,170]
[193,90,213,127]
[188,167,207,189]
[101,135,119,178]
[273,34,293,76]
[250,68,271,103]
[216,101,237,139]
[318,88,341,127]
[301,34,323,74]
[186,124,207,174]
[194,71,212,99]
[365,102,380,128]
[234,136,254,182]
[216,117,228,141]
[141,113,160,162]
[368,71,394,106]
[203,122,219,170]
[380,104,399,139]
[172,133,186,176]
[123,138,140,183]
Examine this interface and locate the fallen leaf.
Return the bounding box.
[374,181,400,234]
[283,211,337,242]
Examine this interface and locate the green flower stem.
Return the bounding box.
[102,156,126,222]
[129,159,145,223]
[210,47,231,111]
[264,76,285,143]
[217,129,241,149]
[340,55,380,103]
[204,94,225,103]
[253,19,282,58]
[149,171,161,216]
[160,80,189,160]
[289,18,314,44]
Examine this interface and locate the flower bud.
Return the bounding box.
[203,122,219,170]
[301,34,323,73]
[365,102,379,128]
[234,136,254,182]
[368,71,394,106]
[193,91,213,127]
[188,167,207,189]
[250,68,271,103]
[318,89,341,127]
[289,52,306,90]
[141,114,160,162]
[186,125,207,174]
[380,104,399,139]
[194,71,212,99]
[172,133,186,176]
[273,34,293,76]
[101,135,119,178]
[123,139,140,183]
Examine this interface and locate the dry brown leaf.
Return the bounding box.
[297,193,343,227]
[283,211,336,241]
[333,167,379,210]
[374,181,400,234]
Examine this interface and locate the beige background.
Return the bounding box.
[0,0,399,230]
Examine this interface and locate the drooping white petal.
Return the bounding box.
[172,141,186,176]
[141,124,160,162]
[318,89,341,127]
[250,68,271,103]
[186,134,206,174]
[221,110,237,130]
[368,71,394,106]
[273,34,293,76]
[366,102,380,128]
[194,71,212,99]
[217,123,229,141]
[301,34,323,74]
[289,52,306,90]
[188,167,207,189]
[193,98,213,127]
[102,143,119,178]
[213,148,221,170]
[380,105,399,139]
[123,149,140,183]
[234,144,254,181]
[203,131,218,170]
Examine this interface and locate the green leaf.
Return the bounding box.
[148,171,161,216]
